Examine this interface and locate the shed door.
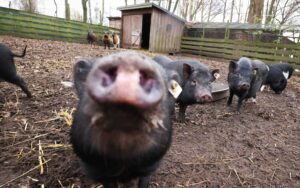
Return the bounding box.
[122,15,142,48]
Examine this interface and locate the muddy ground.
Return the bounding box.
[0,36,299,188]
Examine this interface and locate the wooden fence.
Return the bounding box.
[181,37,300,69]
[0,7,120,43]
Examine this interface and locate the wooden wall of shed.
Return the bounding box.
[149,9,184,52]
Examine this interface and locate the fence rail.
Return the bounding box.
[0,7,120,43]
[181,37,300,68]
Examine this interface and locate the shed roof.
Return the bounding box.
[107,16,121,20]
[118,3,186,23]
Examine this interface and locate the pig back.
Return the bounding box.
[247,60,269,97]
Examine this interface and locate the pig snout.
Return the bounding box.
[87,63,163,109]
[196,89,213,103]
[200,94,212,102]
[238,82,250,91]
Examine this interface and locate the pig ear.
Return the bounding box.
[211,69,220,81]
[229,61,237,72]
[170,70,181,83]
[73,59,93,97]
[183,63,194,79]
[252,68,258,76]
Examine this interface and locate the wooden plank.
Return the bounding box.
[181,44,300,64]
[182,37,300,50]
[0,7,120,43]
[181,49,292,65]
[0,7,119,32]
[181,41,300,56]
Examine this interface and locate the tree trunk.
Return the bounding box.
[201,1,204,22]
[207,0,213,22]
[82,0,88,22]
[100,0,104,24]
[159,0,162,6]
[222,0,227,22]
[134,0,136,4]
[237,0,242,22]
[88,0,92,23]
[125,0,127,6]
[54,0,57,17]
[247,0,265,24]
[168,0,172,11]
[230,0,235,22]
[65,0,70,20]
[172,0,179,13]
[265,0,276,24]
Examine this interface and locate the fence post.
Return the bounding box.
[224,22,230,40]
[201,27,205,39]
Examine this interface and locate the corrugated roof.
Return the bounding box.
[118,3,186,23]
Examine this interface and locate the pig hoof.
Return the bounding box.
[235,111,241,115]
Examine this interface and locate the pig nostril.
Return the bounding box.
[139,70,155,93]
[99,66,117,87]
[201,95,212,102]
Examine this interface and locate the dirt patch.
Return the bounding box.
[0,36,299,187]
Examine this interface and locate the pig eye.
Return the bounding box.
[191,80,197,86]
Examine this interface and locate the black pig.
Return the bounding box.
[264,63,294,94]
[153,56,219,122]
[227,57,269,113]
[71,52,173,188]
[0,43,31,98]
[73,58,93,97]
[153,55,173,67]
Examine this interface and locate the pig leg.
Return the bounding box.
[178,103,187,122]
[227,90,234,106]
[102,182,117,188]
[236,94,247,113]
[7,75,32,98]
[138,176,151,188]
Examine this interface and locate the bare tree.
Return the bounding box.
[65,0,70,20]
[100,0,104,24]
[236,0,242,22]
[168,0,172,11]
[207,0,213,22]
[19,0,38,13]
[221,0,228,22]
[275,0,300,25]
[173,0,180,13]
[178,0,222,22]
[82,0,88,22]
[247,0,264,24]
[53,0,57,17]
[229,0,235,22]
[88,0,92,23]
[72,10,83,21]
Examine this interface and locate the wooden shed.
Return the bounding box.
[118,3,186,52]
